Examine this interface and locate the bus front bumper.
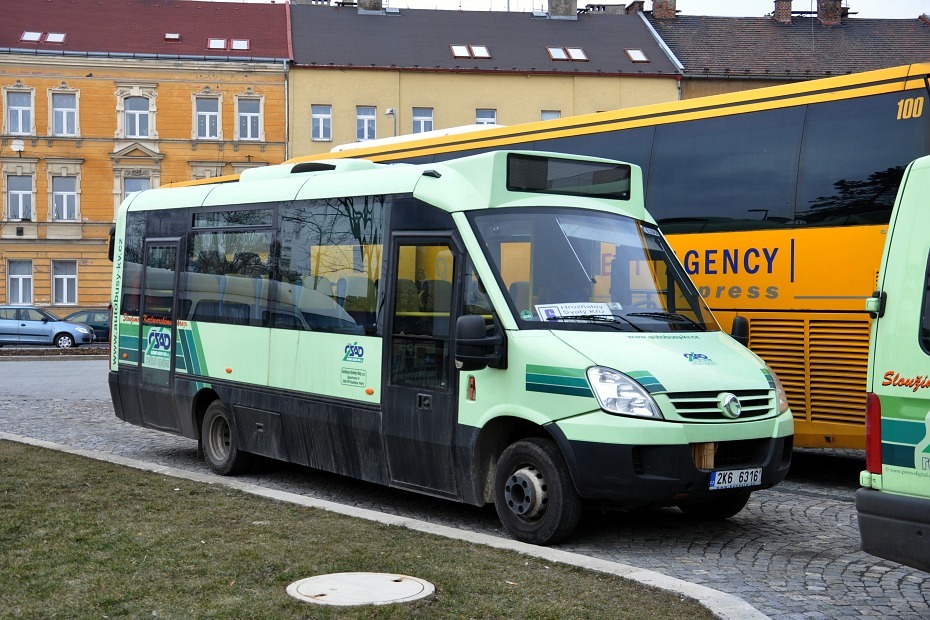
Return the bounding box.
[550,426,793,508]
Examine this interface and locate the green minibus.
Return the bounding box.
[108,151,793,544]
[858,154,930,571]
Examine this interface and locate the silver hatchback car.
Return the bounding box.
[0,306,95,348]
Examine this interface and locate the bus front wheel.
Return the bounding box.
[494,437,581,545]
[202,400,254,476]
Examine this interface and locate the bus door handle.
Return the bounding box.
[417,393,432,411]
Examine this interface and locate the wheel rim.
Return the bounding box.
[57,335,73,348]
[207,415,231,462]
[503,465,548,521]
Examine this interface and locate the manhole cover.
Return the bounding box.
[286,572,435,606]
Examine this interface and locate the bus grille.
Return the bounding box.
[667,390,773,420]
[748,317,870,426]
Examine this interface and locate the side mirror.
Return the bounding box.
[455,314,504,371]
[731,315,749,347]
[866,290,886,319]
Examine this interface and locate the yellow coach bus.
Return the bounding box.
[289,64,930,449]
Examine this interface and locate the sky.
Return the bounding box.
[389,0,930,17]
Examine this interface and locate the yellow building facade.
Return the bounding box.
[288,69,679,158]
[0,57,286,312]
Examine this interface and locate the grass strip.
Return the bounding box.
[0,440,712,619]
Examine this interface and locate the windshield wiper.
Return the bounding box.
[543,314,644,332]
[625,311,706,331]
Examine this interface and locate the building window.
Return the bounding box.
[195,97,220,140]
[237,98,262,141]
[450,44,491,59]
[52,260,77,305]
[541,110,561,121]
[8,260,33,304]
[51,92,78,136]
[124,96,150,138]
[356,106,376,141]
[413,107,433,134]
[312,105,332,141]
[123,177,151,201]
[6,91,32,135]
[476,109,497,125]
[7,175,33,220]
[52,176,77,221]
[547,46,588,61]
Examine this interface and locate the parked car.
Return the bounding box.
[0,306,95,348]
[63,308,111,343]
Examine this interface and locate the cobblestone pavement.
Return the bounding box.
[3,358,929,619]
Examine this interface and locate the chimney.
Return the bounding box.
[625,1,644,14]
[358,0,382,10]
[773,0,792,24]
[652,0,676,19]
[817,0,841,25]
[549,0,578,18]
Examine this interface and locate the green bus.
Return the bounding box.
[108,151,793,544]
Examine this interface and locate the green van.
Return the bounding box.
[858,154,930,571]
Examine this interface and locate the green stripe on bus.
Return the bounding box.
[883,442,917,469]
[627,370,666,394]
[525,373,589,388]
[882,418,926,446]
[526,382,593,398]
[526,364,586,378]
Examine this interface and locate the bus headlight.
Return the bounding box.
[766,363,791,414]
[586,367,663,419]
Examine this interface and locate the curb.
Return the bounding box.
[0,431,769,620]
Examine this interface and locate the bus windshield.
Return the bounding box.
[469,208,720,333]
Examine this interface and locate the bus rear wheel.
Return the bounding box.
[202,400,254,476]
[679,491,751,520]
[494,437,581,545]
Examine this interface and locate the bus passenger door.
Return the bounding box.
[138,241,181,431]
[383,240,460,496]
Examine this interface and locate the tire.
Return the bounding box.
[494,437,582,545]
[55,333,75,348]
[679,491,751,520]
[201,400,255,476]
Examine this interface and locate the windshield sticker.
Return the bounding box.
[520,310,534,320]
[535,302,612,320]
[641,227,661,237]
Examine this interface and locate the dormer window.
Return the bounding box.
[165,33,181,42]
[626,48,649,62]
[230,39,250,50]
[20,32,42,43]
[450,44,491,59]
[45,33,66,44]
[208,38,227,50]
[547,46,588,62]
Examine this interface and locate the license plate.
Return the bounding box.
[709,467,762,490]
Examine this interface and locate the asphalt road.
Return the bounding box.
[1,357,928,619]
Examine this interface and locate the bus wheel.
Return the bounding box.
[202,400,254,476]
[679,491,751,520]
[494,438,581,545]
